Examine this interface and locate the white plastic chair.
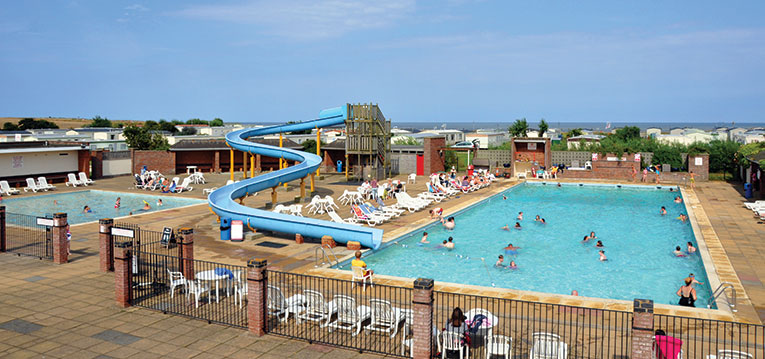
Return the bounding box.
[187,279,211,308]
[288,204,303,217]
[327,295,372,337]
[298,290,337,327]
[176,177,193,192]
[166,269,187,298]
[0,180,20,195]
[37,177,55,190]
[352,266,373,291]
[23,178,40,192]
[485,334,512,359]
[367,299,406,338]
[78,172,94,185]
[706,350,753,359]
[442,331,469,359]
[65,173,82,187]
[408,173,416,184]
[529,332,567,359]
[267,285,306,322]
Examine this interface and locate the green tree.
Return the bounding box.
[123,125,170,150]
[143,120,159,131]
[210,118,224,127]
[393,136,419,145]
[158,120,179,134]
[86,116,112,128]
[180,127,197,136]
[707,140,740,179]
[2,122,20,131]
[736,142,765,168]
[186,118,209,125]
[301,139,326,154]
[444,150,458,171]
[18,118,58,129]
[538,119,548,138]
[568,128,583,137]
[613,126,640,141]
[508,118,529,137]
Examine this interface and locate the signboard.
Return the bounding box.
[111,227,135,238]
[12,156,23,168]
[695,157,703,166]
[160,227,173,246]
[36,217,54,227]
[634,153,641,162]
[591,153,598,161]
[527,142,537,150]
[231,220,244,242]
[14,134,21,142]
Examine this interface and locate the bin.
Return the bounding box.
[744,183,753,199]
[220,218,231,241]
[337,160,343,173]
[467,165,474,177]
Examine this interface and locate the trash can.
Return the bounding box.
[337,160,343,173]
[467,165,474,177]
[744,183,753,199]
[220,218,231,241]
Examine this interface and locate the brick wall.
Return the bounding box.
[175,151,216,173]
[131,150,176,175]
[687,154,709,181]
[423,137,445,174]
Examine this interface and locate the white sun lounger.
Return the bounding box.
[327,295,372,337]
[0,180,20,196]
[78,172,94,185]
[267,285,305,322]
[297,290,337,327]
[706,349,753,359]
[367,299,406,338]
[327,210,360,225]
[175,177,193,192]
[65,173,83,187]
[23,178,41,192]
[37,177,56,191]
[529,332,568,359]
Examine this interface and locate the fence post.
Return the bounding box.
[99,218,114,272]
[0,206,5,253]
[247,258,268,336]
[412,278,434,359]
[631,299,654,359]
[114,242,132,308]
[51,213,68,264]
[179,228,194,280]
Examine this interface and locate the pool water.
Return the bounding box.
[1,190,206,224]
[351,183,714,307]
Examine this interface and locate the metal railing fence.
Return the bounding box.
[5,212,52,260]
[654,313,765,358]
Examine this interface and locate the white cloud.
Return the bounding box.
[174,0,415,39]
[125,4,149,12]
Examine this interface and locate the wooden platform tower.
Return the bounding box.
[344,103,391,180]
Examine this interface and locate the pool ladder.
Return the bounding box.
[708,282,737,312]
[314,244,340,268]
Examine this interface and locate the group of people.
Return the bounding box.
[359,177,405,200]
[81,197,163,216]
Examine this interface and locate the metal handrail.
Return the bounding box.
[313,244,340,268]
[322,243,340,268]
[708,282,737,312]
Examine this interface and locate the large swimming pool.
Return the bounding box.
[349,183,714,307]
[1,190,206,224]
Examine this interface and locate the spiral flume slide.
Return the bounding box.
[207,106,383,250]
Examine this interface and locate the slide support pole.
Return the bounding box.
[229,148,234,181]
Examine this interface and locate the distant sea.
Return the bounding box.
[248,121,765,132]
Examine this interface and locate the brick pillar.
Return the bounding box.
[631,299,654,359]
[255,154,262,172]
[99,218,114,272]
[0,206,5,253]
[114,242,132,308]
[52,213,68,264]
[247,259,268,336]
[423,137,445,175]
[412,278,435,359]
[214,151,221,173]
[688,154,709,182]
[179,228,194,281]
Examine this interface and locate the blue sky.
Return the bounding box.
[1,1,763,124]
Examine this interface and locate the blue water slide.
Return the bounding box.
[207,106,383,250]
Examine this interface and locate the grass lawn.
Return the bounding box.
[709,172,734,181]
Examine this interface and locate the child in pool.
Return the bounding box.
[115,197,121,209]
[674,246,686,257]
[599,250,607,261]
[83,206,92,213]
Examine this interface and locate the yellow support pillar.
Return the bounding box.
[279,133,284,170]
[243,151,248,179]
[316,128,321,177]
[271,186,277,205]
[229,148,234,181]
[310,173,315,193]
[300,177,305,199]
[250,153,255,178]
[344,154,349,181]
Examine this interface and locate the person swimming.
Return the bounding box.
[674,246,686,257]
[495,255,505,267]
[686,241,696,254]
[557,182,562,187]
[677,214,688,222]
[582,235,590,243]
[517,212,523,221]
[589,231,597,240]
[141,200,151,211]
[504,243,520,255]
[596,240,604,248]
[435,240,447,249]
[534,215,546,224]
[157,198,163,206]
[442,217,455,230]
[514,222,521,230]
[82,206,92,213]
[420,232,429,244]
[501,225,510,231]
[502,195,507,200]
[598,250,607,261]
[444,237,454,249]
[674,196,683,203]
[508,260,518,269]
[115,197,121,209]
[660,206,666,215]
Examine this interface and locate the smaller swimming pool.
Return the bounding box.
[1,190,206,224]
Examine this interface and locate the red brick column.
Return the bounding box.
[247,259,268,336]
[179,228,194,281]
[424,137,446,175]
[214,151,221,173]
[114,242,132,308]
[52,213,68,264]
[631,299,654,359]
[0,206,6,253]
[412,278,434,359]
[255,154,262,172]
[99,218,114,272]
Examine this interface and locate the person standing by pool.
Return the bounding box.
[642,167,648,182]
[598,250,607,261]
[420,232,429,244]
[686,242,697,254]
[444,237,454,249]
[689,171,696,189]
[676,277,697,307]
[660,206,667,215]
[631,165,637,182]
[430,208,443,220]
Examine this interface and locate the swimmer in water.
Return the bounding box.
[502,195,507,200]
[587,231,597,240]
[674,246,685,257]
[674,196,683,203]
[582,235,590,243]
[53,199,58,205]
[420,232,429,244]
[557,183,561,187]
[660,206,667,215]
[157,199,163,206]
[534,215,546,224]
[687,273,704,286]
[514,222,521,230]
[142,201,151,211]
[599,250,607,261]
[442,217,455,230]
[677,214,688,222]
[508,260,518,269]
[686,241,696,254]
[504,243,521,255]
[82,206,92,214]
[495,255,505,267]
[596,240,604,248]
[517,212,523,221]
[501,225,510,231]
[115,197,121,209]
[435,240,447,249]
[444,237,454,249]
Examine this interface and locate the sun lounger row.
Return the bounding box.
[1,176,76,196]
[65,172,95,187]
[743,200,765,220]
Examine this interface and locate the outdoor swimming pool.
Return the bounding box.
[349,183,714,307]
[1,190,206,225]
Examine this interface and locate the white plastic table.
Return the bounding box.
[186,166,198,174]
[196,270,230,303]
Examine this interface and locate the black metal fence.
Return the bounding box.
[433,290,633,359]
[268,270,412,357]
[655,314,765,358]
[5,212,53,260]
[131,250,248,328]
[112,222,177,256]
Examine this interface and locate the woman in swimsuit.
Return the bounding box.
[677,277,697,307]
